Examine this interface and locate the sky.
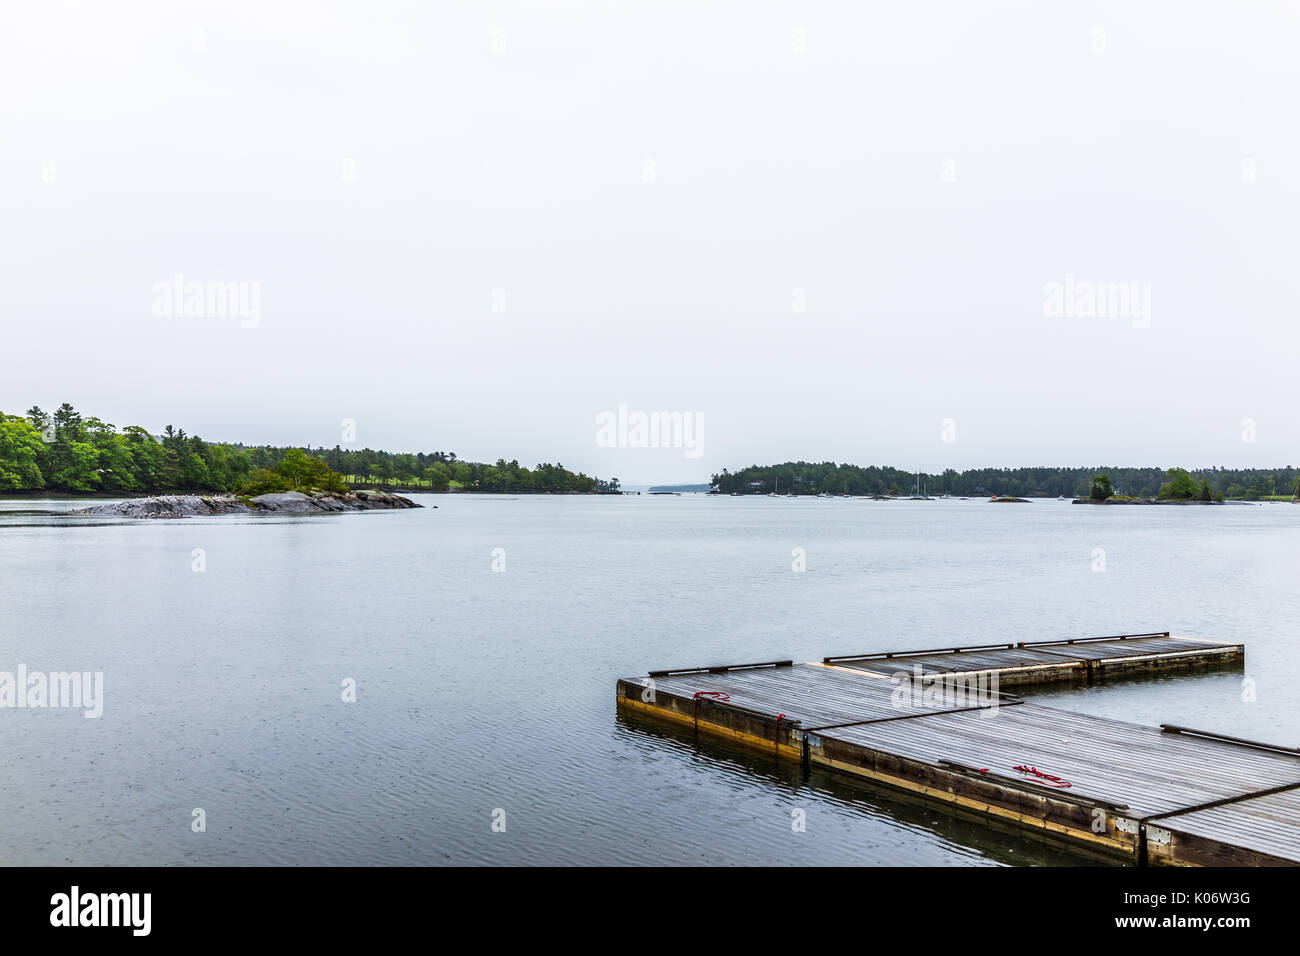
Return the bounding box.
[2,1,1298,485]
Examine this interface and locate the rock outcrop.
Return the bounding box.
[76,490,421,519]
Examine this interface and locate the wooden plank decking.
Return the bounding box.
[1155,787,1300,866]
[617,636,1299,866]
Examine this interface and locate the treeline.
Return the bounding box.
[0,403,619,495]
[711,462,1300,500]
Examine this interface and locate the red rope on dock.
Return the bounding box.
[1013,764,1072,788]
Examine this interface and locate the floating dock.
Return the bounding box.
[822,632,1244,687]
[617,636,1300,866]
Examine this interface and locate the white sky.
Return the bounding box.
[2,1,1298,484]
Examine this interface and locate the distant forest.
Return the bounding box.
[0,403,620,495]
[712,462,1300,501]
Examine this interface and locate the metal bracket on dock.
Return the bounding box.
[1159,724,1300,758]
[1146,825,1172,847]
[648,660,794,678]
[1078,631,1170,643]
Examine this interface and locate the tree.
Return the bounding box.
[1245,474,1274,500]
[1158,467,1199,500]
[0,414,46,491]
[3,403,617,496]
[26,406,50,439]
[122,426,163,490]
[393,454,419,482]
[49,441,101,492]
[277,449,347,492]
[53,402,85,441]
[87,421,139,493]
[179,452,211,490]
[236,468,292,496]
[423,462,451,491]
[1089,475,1114,500]
[277,448,316,489]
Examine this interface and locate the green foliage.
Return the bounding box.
[0,414,46,491]
[2,402,619,497]
[1089,475,1114,500]
[49,441,101,492]
[712,462,1252,499]
[423,462,451,491]
[1159,467,1200,500]
[273,449,348,492]
[235,468,293,496]
[348,457,614,494]
[278,449,320,489]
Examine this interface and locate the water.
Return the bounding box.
[1,495,1296,865]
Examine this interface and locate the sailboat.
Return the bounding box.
[909,471,933,500]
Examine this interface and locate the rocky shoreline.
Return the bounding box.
[75,490,422,519]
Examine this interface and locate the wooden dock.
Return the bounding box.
[822,632,1243,686]
[617,637,1300,866]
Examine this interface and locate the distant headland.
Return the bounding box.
[710,462,1299,502]
[1,403,620,497]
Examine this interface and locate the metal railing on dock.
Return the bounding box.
[824,631,1171,663]
[1160,724,1300,758]
[647,660,794,678]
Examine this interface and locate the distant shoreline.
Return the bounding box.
[0,488,622,500]
[711,461,1299,501]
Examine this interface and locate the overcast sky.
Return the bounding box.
[3,1,1298,485]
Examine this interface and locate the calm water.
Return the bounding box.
[1,495,1297,866]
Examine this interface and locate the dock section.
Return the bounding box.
[617,640,1300,866]
[823,632,1243,687]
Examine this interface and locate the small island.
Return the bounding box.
[68,444,422,518]
[77,489,419,519]
[1074,469,1225,505]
